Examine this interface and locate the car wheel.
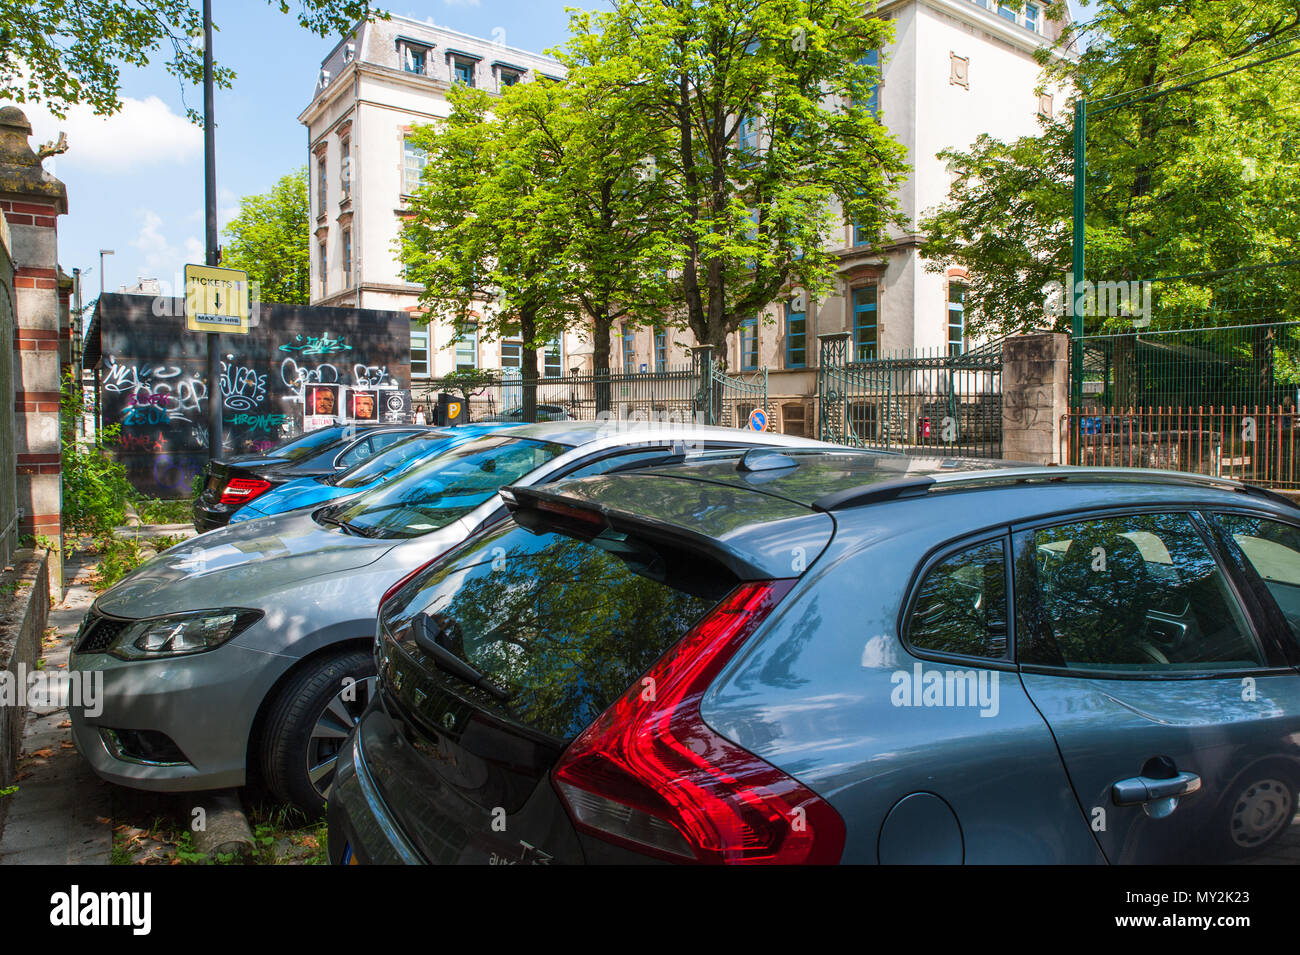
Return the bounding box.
[1215,765,1298,859]
[260,649,376,815]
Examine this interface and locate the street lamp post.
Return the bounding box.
[202,0,223,465]
[98,249,113,295]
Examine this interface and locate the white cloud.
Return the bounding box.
[26,96,201,170]
[129,209,202,281]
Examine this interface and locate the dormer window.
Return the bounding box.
[343,42,355,64]
[492,60,526,92]
[317,68,330,90]
[446,49,483,87]
[404,45,428,75]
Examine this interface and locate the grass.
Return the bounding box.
[91,533,189,592]
[131,497,195,526]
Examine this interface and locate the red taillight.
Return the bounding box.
[219,478,271,505]
[552,579,845,865]
[378,551,448,613]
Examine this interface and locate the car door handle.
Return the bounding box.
[1112,771,1202,811]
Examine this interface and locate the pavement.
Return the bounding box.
[0,555,111,864]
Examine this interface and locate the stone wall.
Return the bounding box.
[1001,333,1069,465]
[0,548,50,788]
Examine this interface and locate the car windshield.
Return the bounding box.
[333,431,451,489]
[327,435,567,538]
[266,427,346,462]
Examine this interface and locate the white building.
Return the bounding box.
[297,15,577,386]
[301,3,1068,430]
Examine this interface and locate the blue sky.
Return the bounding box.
[25,0,595,305]
[24,0,1088,305]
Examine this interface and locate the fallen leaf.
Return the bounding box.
[30,748,53,758]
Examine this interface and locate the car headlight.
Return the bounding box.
[108,610,263,661]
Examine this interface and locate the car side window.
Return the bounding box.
[336,437,374,468]
[906,539,1009,660]
[560,448,680,479]
[370,430,413,454]
[1014,512,1262,673]
[1214,513,1300,644]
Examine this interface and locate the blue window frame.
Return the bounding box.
[998,3,1019,23]
[739,114,760,155]
[1025,3,1039,31]
[785,304,807,369]
[739,318,758,371]
[948,282,966,356]
[853,287,878,361]
[454,59,475,85]
[857,50,880,117]
[622,325,635,371]
[654,330,667,371]
[544,338,562,377]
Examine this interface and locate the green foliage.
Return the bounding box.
[131,497,194,525]
[565,0,909,355]
[434,367,500,407]
[921,0,1300,336]
[92,534,186,592]
[222,167,311,306]
[61,371,133,538]
[0,0,380,121]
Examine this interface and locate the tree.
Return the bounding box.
[921,0,1300,338]
[568,0,908,360]
[0,0,376,120]
[400,83,573,423]
[222,167,310,305]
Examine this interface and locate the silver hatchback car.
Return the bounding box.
[69,421,842,812]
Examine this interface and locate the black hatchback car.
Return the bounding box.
[193,423,431,531]
[329,449,1300,864]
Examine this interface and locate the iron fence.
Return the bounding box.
[817,333,1003,457]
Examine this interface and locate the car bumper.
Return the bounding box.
[327,728,422,865]
[69,639,291,793]
[192,500,237,533]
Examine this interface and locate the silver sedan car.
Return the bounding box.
[70,421,841,813]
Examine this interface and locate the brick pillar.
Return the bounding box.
[0,107,67,591]
[1000,332,1069,466]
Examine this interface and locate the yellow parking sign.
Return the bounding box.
[184,263,250,334]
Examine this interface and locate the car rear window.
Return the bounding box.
[333,432,448,489]
[380,518,738,739]
[266,427,346,462]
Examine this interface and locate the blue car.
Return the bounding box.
[229,423,517,523]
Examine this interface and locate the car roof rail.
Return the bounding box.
[811,466,1300,513]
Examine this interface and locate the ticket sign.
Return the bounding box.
[184,263,251,334]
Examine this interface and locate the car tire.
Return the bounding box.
[260,648,377,815]
[1214,762,1299,860]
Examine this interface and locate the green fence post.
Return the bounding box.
[1071,96,1086,464]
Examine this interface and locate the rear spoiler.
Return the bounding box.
[499,484,829,581]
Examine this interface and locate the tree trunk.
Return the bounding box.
[593,311,612,417]
[521,304,539,424]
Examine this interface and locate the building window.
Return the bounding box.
[411,329,430,377]
[501,341,522,372]
[340,139,351,199]
[318,242,327,296]
[544,338,562,377]
[856,50,880,117]
[950,53,969,88]
[402,43,428,75]
[342,231,352,288]
[499,70,520,89]
[654,330,667,371]
[997,3,1018,23]
[738,114,760,155]
[1025,3,1039,31]
[455,324,478,370]
[740,317,758,371]
[453,59,475,86]
[622,325,635,371]
[785,303,807,369]
[948,281,967,356]
[403,138,427,196]
[317,155,326,213]
[853,286,878,360]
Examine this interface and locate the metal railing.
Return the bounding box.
[1063,405,1300,488]
[817,333,1003,457]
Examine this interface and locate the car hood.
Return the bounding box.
[95,510,399,616]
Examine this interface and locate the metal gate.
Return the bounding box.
[690,347,770,428]
[817,333,1003,457]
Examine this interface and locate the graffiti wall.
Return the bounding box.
[86,294,412,497]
